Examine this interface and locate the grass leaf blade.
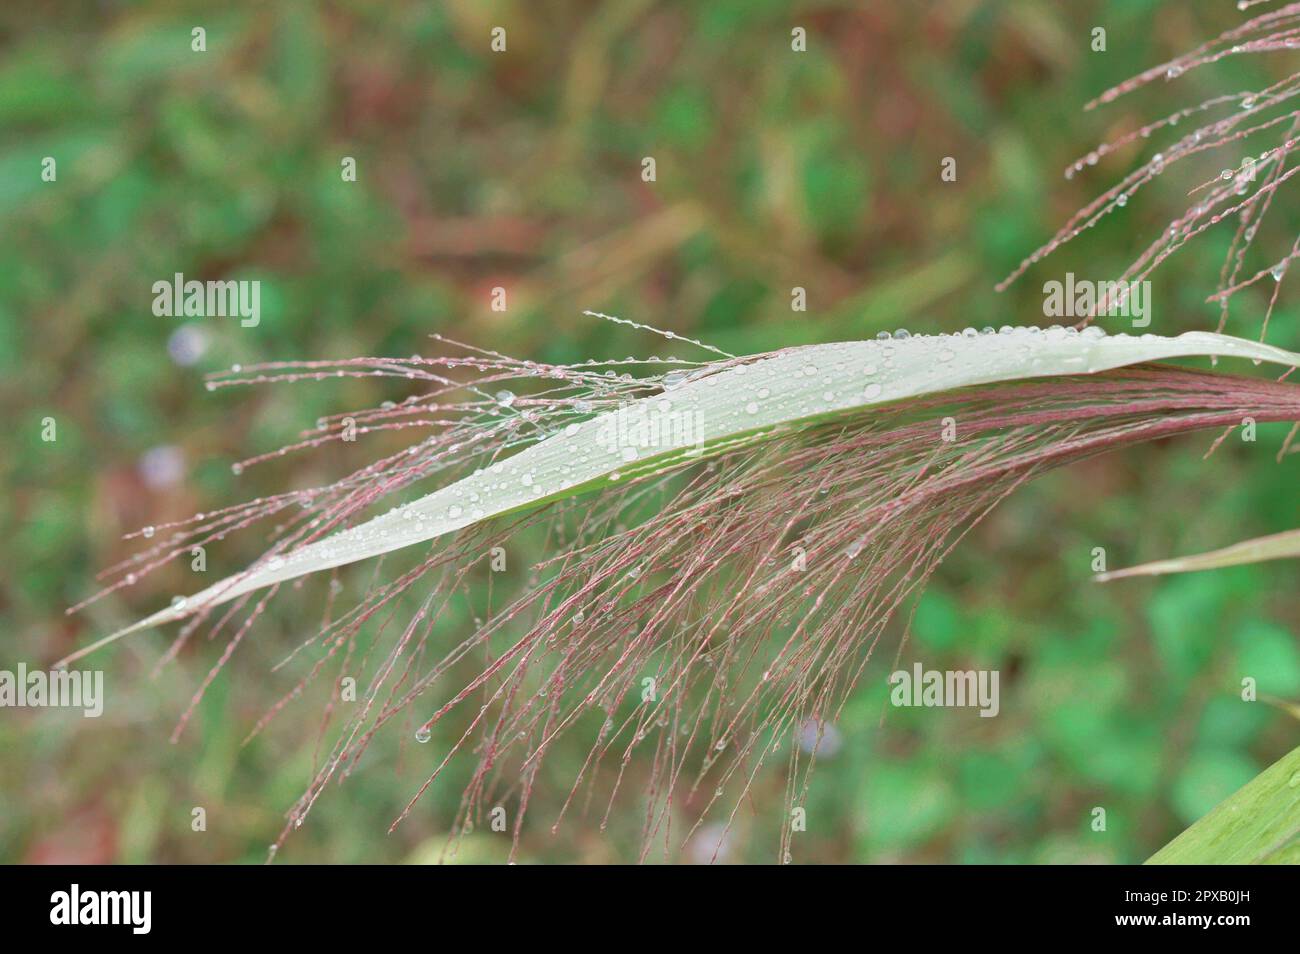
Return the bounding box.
[1096,527,1300,582]
[1146,744,1300,865]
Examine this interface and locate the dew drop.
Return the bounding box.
[415,727,432,744]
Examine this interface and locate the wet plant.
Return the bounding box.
[65,325,1300,862]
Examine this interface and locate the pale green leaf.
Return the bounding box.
[1096,528,1300,582]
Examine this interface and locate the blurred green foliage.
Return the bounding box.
[1,0,1297,863]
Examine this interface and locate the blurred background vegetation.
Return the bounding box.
[2,0,1298,863]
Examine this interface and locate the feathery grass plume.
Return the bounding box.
[67,324,1300,861]
[999,1,1300,337]
[999,2,1300,580]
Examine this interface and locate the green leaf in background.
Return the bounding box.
[1147,744,1300,864]
[859,761,956,853]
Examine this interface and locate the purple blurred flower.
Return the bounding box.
[138,445,185,490]
[167,325,209,367]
